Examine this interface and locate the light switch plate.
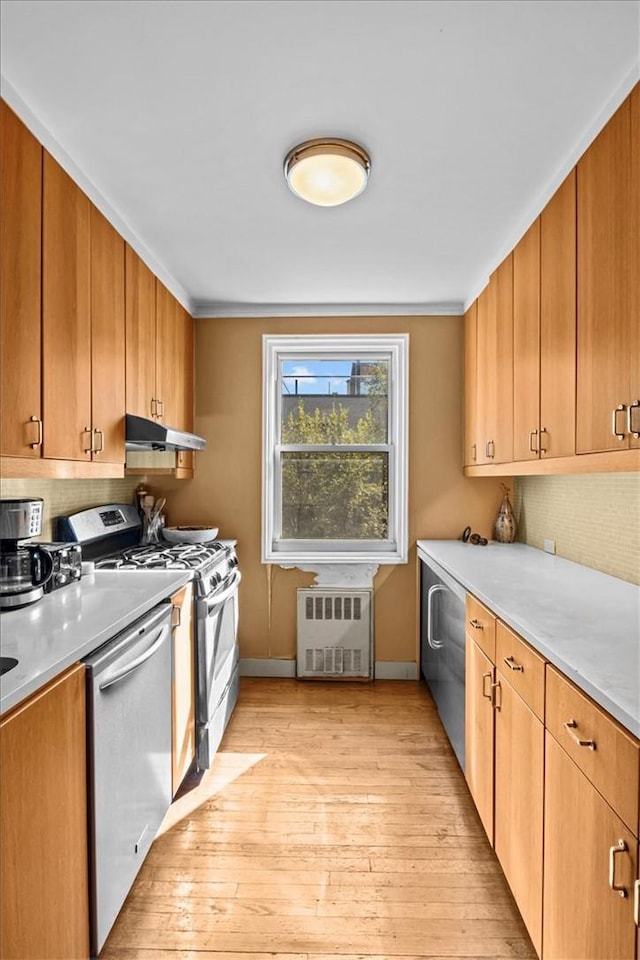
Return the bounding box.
[544,538,556,555]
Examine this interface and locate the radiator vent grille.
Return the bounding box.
[305,595,362,621]
[297,589,372,679]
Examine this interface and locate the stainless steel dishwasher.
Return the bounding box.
[84,602,173,957]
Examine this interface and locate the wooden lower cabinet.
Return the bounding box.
[464,636,495,844]
[171,582,195,795]
[0,664,89,959]
[494,671,544,955]
[543,731,638,959]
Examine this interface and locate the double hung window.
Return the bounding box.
[262,334,408,564]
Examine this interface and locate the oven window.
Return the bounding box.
[262,335,408,564]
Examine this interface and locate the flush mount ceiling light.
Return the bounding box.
[284,138,371,207]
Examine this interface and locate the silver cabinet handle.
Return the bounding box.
[608,840,628,898]
[469,618,483,631]
[157,399,164,418]
[503,655,524,672]
[93,428,104,454]
[151,398,158,417]
[99,625,170,691]
[482,672,492,700]
[29,415,43,449]
[83,426,94,453]
[485,440,495,459]
[539,427,548,454]
[628,400,640,439]
[426,583,447,649]
[612,404,626,440]
[171,604,182,628]
[471,442,477,462]
[564,719,596,750]
[529,429,539,453]
[492,679,501,711]
[634,878,639,925]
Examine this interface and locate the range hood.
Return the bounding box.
[125,414,206,452]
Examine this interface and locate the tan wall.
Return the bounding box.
[151,315,504,664]
[514,473,640,585]
[0,477,141,540]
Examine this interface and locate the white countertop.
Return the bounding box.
[0,570,191,716]
[417,540,640,738]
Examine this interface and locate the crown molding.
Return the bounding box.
[0,76,193,315]
[462,61,640,312]
[191,301,464,319]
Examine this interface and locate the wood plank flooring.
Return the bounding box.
[101,678,535,959]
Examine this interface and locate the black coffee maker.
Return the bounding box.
[0,499,53,610]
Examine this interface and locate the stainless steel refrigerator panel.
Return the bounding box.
[420,559,466,771]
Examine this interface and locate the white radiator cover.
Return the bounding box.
[296,588,373,679]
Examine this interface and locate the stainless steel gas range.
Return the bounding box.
[59,503,241,769]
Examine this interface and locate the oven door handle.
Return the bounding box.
[98,624,170,691]
[205,570,242,613]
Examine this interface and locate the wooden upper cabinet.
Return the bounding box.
[125,244,157,421]
[540,169,576,459]
[0,101,43,458]
[477,256,513,464]
[463,301,478,466]
[155,279,180,426]
[42,152,92,460]
[178,302,194,433]
[512,219,541,462]
[474,286,490,464]
[90,204,125,463]
[576,93,633,453]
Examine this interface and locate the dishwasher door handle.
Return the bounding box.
[98,624,170,691]
[427,583,448,649]
[205,570,242,613]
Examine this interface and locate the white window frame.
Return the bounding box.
[262,334,408,565]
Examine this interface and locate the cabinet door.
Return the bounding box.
[464,637,494,844]
[42,152,92,460]
[543,731,637,959]
[494,674,544,956]
[156,279,182,426]
[0,665,89,959]
[90,204,125,463]
[540,169,576,459]
[512,219,541,462]
[576,95,632,453]
[178,302,195,433]
[482,256,513,464]
[475,285,490,464]
[125,244,157,421]
[630,83,640,448]
[172,583,195,796]
[0,102,43,457]
[463,301,478,466]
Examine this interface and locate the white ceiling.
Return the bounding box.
[1,0,638,317]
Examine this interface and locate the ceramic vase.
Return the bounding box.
[494,485,517,543]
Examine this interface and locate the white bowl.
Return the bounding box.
[161,526,219,544]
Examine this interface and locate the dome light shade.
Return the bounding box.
[284,138,371,206]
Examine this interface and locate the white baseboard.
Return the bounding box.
[240,658,297,678]
[374,661,418,680]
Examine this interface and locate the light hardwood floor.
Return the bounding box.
[101,678,535,960]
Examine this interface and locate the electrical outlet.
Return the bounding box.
[544,538,556,555]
